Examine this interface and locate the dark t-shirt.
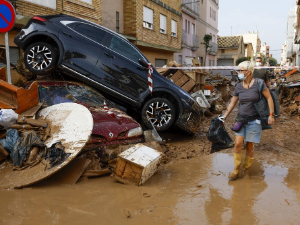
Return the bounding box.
[233,79,268,117]
[253,69,269,82]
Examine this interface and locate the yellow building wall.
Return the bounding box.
[16,0,102,25]
[124,0,181,51]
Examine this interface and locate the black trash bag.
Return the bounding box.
[45,142,70,169]
[207,117,234,153]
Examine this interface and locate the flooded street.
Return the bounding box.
[1,111,300,225]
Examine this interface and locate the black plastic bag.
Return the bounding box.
[207,117,234,153]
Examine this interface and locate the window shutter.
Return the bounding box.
[143,6,153,24]
[171,20,177,36]
[160,14,166,32]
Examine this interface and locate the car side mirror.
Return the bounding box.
[138,59,149,68]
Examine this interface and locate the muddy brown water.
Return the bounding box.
[1,108,300,224]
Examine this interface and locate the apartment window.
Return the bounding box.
[171,20,177,37]
[209,60,211,66]
[185,19,187,31]
[24,0,56,9]
[155,59,167,67]
[199,57,203,65]
[143,6,153,29]
[178,55,182,64]
[188,21,190,34]
[160,14,167,34]
[116,12,119,33]
[210,8,216,20]
[192,23,195,35]
[212,60,214,66]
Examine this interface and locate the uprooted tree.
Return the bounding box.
[201,34,212,66]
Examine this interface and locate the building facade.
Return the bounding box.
[217,35,245,66]
[242,31,261,57]
[124,0,182,67]
[194,0,219,66]
[285,6,297,65]
[280,43,287,66]
[244,43,254,58]
[205,0,219,67]
[174,0,199,66]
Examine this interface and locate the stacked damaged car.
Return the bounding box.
[0,14,203,188]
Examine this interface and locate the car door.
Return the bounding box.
[59,21,108,77]
[92,34,148,105]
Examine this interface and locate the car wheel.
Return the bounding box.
[24,42,57,75]
[142,97,176,131]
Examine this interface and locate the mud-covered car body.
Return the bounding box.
[27,80,144,149]
[16,15,201,134]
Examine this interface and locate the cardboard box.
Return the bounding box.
[112,144,162,185]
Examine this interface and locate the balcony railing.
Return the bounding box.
[181,29,199,50]
[181,0,199,17]
[208,42,218,55]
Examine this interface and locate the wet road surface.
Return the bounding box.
[1,147,300,225]
[1,109,300,224]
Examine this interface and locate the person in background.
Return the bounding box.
[253,57,270,88]
[219,61,275,180]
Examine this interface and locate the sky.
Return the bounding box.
[218,0,295,62]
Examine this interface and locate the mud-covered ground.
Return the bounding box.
[0,107,300,225]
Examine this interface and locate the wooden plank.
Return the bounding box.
[175,74,189,87]
[181,79,196,92]
[170,69,184,83]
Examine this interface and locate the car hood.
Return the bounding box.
[89,107,141,141]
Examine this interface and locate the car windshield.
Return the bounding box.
[38,84,107,108]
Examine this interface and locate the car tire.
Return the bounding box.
[24,42,58,75]
[142,97,176,131]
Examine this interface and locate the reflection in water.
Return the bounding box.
[173,153,300,225]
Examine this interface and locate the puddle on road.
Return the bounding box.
[1,151,300,225]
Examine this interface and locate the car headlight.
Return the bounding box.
[127,127,143,138]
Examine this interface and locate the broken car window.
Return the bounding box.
[38,84,107,109]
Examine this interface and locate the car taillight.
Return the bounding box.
[31,16,47,22]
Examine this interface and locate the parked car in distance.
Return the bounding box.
[27,80,144,149]
[15,15,202,134]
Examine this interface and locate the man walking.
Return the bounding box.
[253,56,270,88]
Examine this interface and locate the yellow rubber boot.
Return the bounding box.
[243,155,254,178]
[228,153,242,180]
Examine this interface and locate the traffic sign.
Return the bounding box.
[0,0,15,33]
